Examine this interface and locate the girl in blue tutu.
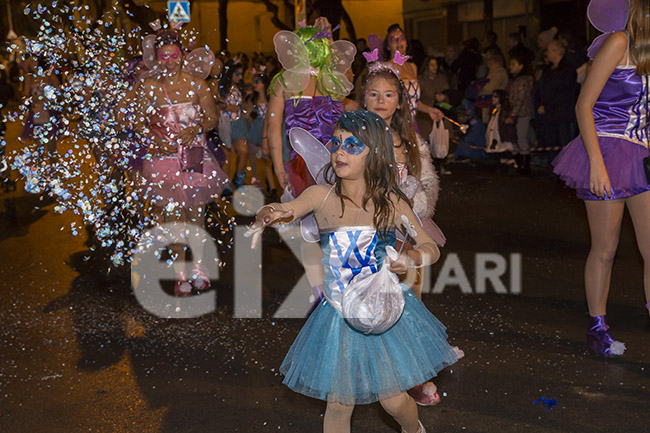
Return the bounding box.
[552,0,650,357]
[248,110,459,433]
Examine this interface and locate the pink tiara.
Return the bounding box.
[367,61,401,78]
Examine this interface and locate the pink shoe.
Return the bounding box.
[407,382,441,406]
[191,263,211,291]
[174,271,193,297]
[251,177,263,188]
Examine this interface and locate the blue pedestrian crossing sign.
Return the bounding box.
[168,1,190,22]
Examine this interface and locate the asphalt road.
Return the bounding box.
[1,120,648,433]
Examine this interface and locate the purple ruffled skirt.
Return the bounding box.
[552,135,650,200]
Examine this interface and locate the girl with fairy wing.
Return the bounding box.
[553,0,650,357]
[266,18,356,301]
[248,111,459,433]
[266,17,356,197]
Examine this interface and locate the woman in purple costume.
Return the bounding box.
[552,0,650,357]
[267,17,353,197]
[277,91,343,194]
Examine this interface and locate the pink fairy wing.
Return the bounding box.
[279,70,311,93]
[182,47,215,79]
[289,127,331,185]
[587,0,629,33]
[318,40,356,97]
[273,30,311,93]
[587,33,612,60]
[368,34,384,58]
[330,40,357,74]
[142,34,157,71]
[300,215,320,243]
[289,126,330,243]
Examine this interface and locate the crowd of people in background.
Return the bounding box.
[0,21,591,199]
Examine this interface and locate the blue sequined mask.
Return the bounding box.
[330,134,367,155]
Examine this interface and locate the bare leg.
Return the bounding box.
[323,401,354,433]
[379,392,421,433]
[221,146,233,177]
[624,191,650,318]
[232,139,248,189]
[264,158,276,191]
[584,199,625,316]
[233,139,248,173]
[247,143,259,180]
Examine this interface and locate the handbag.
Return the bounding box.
[429,119,449,159]
[341,246,405,335]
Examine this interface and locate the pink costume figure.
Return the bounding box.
[144,99,226,207]
[139,27,227,296]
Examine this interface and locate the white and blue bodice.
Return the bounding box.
[320,227,396,309]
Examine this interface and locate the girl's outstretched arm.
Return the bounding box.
[576,32,626,199]
[246,185,329,247]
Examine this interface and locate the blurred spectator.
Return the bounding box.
[352,38,368,78]
[443,44,458,71]
[0,64,12,187]
[507,32,534,67]
[536,27,558,67]
[0,64,15,110]
[452,38,482,94]
[477,54,508,122]
[453,102,487,160]
[534,40,577,166]
[486,89,517,153]
[558,30,589,84]
[507,52,535,174]
[410,39,427,72]
[417,56,450,136]
[483,31,504,58]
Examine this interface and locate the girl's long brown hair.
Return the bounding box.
[629,0,650,75]
[362,69,421,178]
[323,111,410,238]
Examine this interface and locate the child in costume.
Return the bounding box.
[381,24,442,129]
[361,61,456,407]
[247,111,459,433]
[485,89,516,154]
[506,52,534,174]
[247,69,277,196]
[220,60,249,190]
[552,0,650,357]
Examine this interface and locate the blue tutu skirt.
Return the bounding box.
[248,116,264,146]
[280,286,459,405]
[231,117,250,143]
[553,135,650,200]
